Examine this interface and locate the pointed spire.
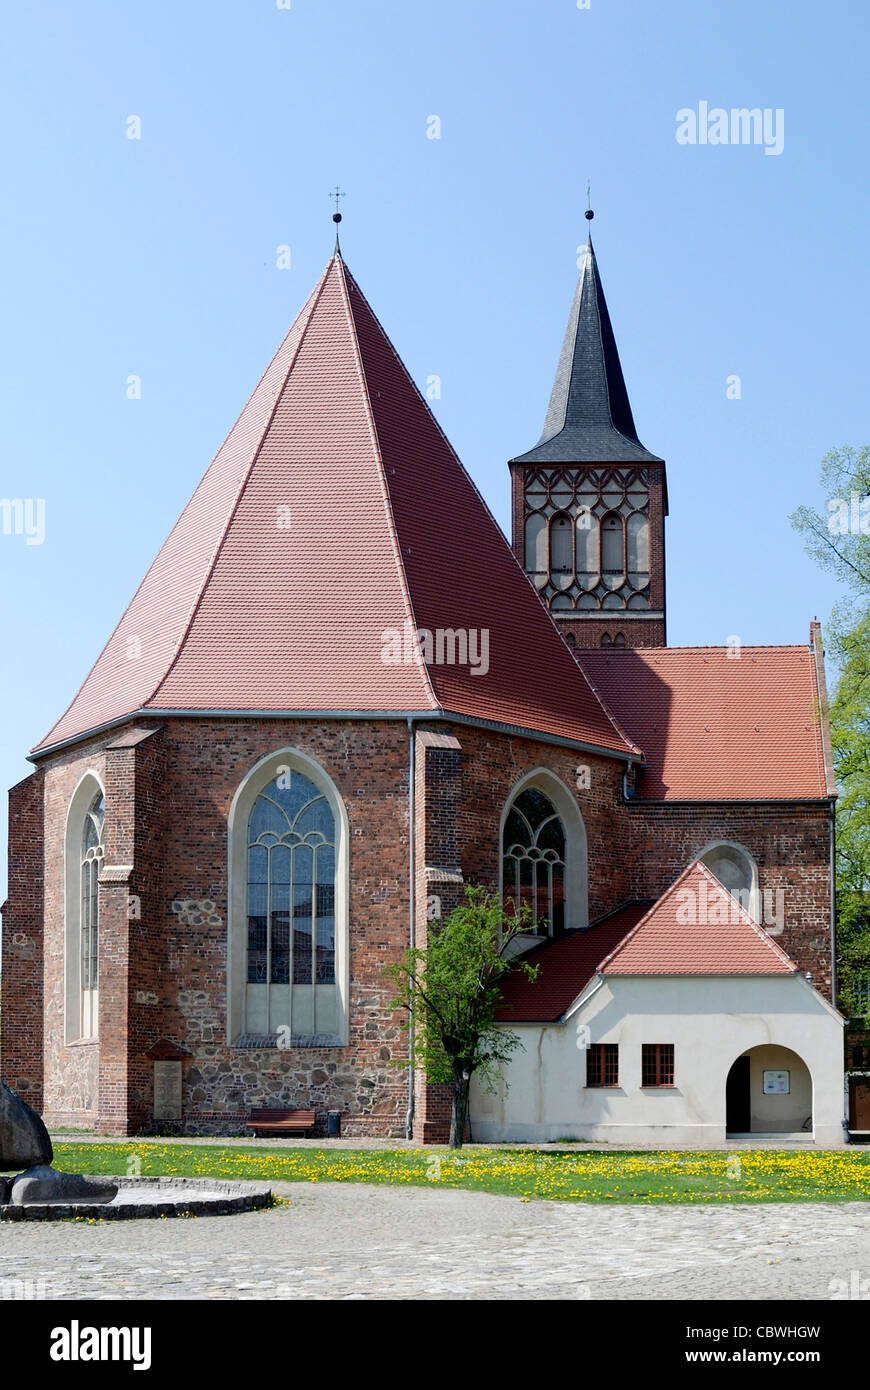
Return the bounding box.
[329,184,345,256]
[512,232,662,465]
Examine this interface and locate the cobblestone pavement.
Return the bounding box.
[2,1185,870,1300]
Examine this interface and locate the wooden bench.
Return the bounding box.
[246,1107,316,1137]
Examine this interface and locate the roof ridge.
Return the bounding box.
[146,260,335,711]
[586,643,813,655]
[335,257,439,711]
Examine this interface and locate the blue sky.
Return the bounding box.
[1,0,867,894]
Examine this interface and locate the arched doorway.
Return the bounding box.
[725,1045,813,1136]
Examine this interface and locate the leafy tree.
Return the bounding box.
[791,447,870,1016]
[386,885,540,1149]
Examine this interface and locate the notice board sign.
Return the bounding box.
[762,1069,790,1095]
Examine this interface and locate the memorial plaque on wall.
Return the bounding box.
[153,1060,183,1121]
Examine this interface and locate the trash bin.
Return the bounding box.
[327,1110,341,1138]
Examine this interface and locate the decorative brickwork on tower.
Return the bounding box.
[510,237,667,649]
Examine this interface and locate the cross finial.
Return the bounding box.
[585,181,594,228]
[329,185,345,255]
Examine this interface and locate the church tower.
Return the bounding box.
[510,230,667,649]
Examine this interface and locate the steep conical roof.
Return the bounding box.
[511,238,662,465]
[34,253,637,759]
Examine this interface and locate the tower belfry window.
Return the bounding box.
[550,512,574,581]
[601,512,625,581]
[520,467,652,614]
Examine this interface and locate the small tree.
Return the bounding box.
[386,885,540,1149]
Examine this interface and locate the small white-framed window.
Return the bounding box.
[228,749,349,1045]
[64,772,105,1042]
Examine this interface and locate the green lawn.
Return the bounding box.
[52,1142,870,1205]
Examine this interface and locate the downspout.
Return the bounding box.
[831,796,849,1139]
[405,717,416,1139]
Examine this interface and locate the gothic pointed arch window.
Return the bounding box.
[575,508,600,588]
[549,512,574,586]
[503,788,566,936]
[525,513,547,587]
[601,512,625,586]
[626,512,649,590]
[228,750,348,1044]
[501,772,589,935]
[64,773,105,1042]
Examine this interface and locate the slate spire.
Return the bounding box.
[512,236,662,465]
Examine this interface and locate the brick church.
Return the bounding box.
[2,226,845,1145]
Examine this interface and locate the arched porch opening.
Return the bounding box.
[725,1045,813,1137]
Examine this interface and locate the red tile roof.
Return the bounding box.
[578,643,831,801]
[495,862,798,1021]
[599,861,797,977]
[495,904,651,1023]
[34,256,634,759]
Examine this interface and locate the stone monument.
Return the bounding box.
[0,1081,117,1206]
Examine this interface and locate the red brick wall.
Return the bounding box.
[16,712,833,1139]
[125,718,414,1137]
[410,725,629,1140]
[1,770,46,1107]
[623,800,833,997]
[454,726,630,923]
